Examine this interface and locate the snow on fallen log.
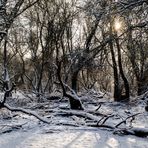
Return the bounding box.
[3,103,51,124]
[131,127,148,137]
[56,109,101,121]
[114,127,148,137]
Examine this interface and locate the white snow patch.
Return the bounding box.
[0,127,147,148]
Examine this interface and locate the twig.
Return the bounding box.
[95,103,102,111]
[115,113,141,128]
[97,114,114,125]
[101,114,114,125]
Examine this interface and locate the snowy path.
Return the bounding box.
[0,126,148,148]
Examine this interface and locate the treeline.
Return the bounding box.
[0,0,148,101]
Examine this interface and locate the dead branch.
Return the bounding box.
[95,103,102,111]
[115,113,141,128]
[87,123,114,130]
[3,103,51,124]
[100,114,114,125]
[96,114,114,126]
[58,109,148,137]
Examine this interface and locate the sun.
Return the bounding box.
[114,20,122,31]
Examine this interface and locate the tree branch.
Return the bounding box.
[3,103,51,124]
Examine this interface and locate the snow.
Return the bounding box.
[0,90,148,148]
[0,126,148,148]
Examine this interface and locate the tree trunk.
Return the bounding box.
[3,35,11,97]
[127,26,148,96]
[115,35,130,100]
[71,70,79,93]
[137,77,148,95]
[109,39,121,101]
[57,61,83,110]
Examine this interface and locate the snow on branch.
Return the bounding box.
[118,0,148,12]
[115,113,142,128]
[3,103,51,124]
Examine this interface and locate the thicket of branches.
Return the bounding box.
[0,0,148,102]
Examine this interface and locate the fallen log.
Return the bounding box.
[114,127,148,137]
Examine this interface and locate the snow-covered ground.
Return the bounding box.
[0,90,148,148]
[0,125,148,148]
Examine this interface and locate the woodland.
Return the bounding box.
[0,0,148,147]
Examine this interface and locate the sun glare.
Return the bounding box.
[114,20,121,31]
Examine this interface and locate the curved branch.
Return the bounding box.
[3,103,51,124]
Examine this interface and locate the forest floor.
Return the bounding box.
[0,90,148,148]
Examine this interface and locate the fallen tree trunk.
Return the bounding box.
[58,109,101,121]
